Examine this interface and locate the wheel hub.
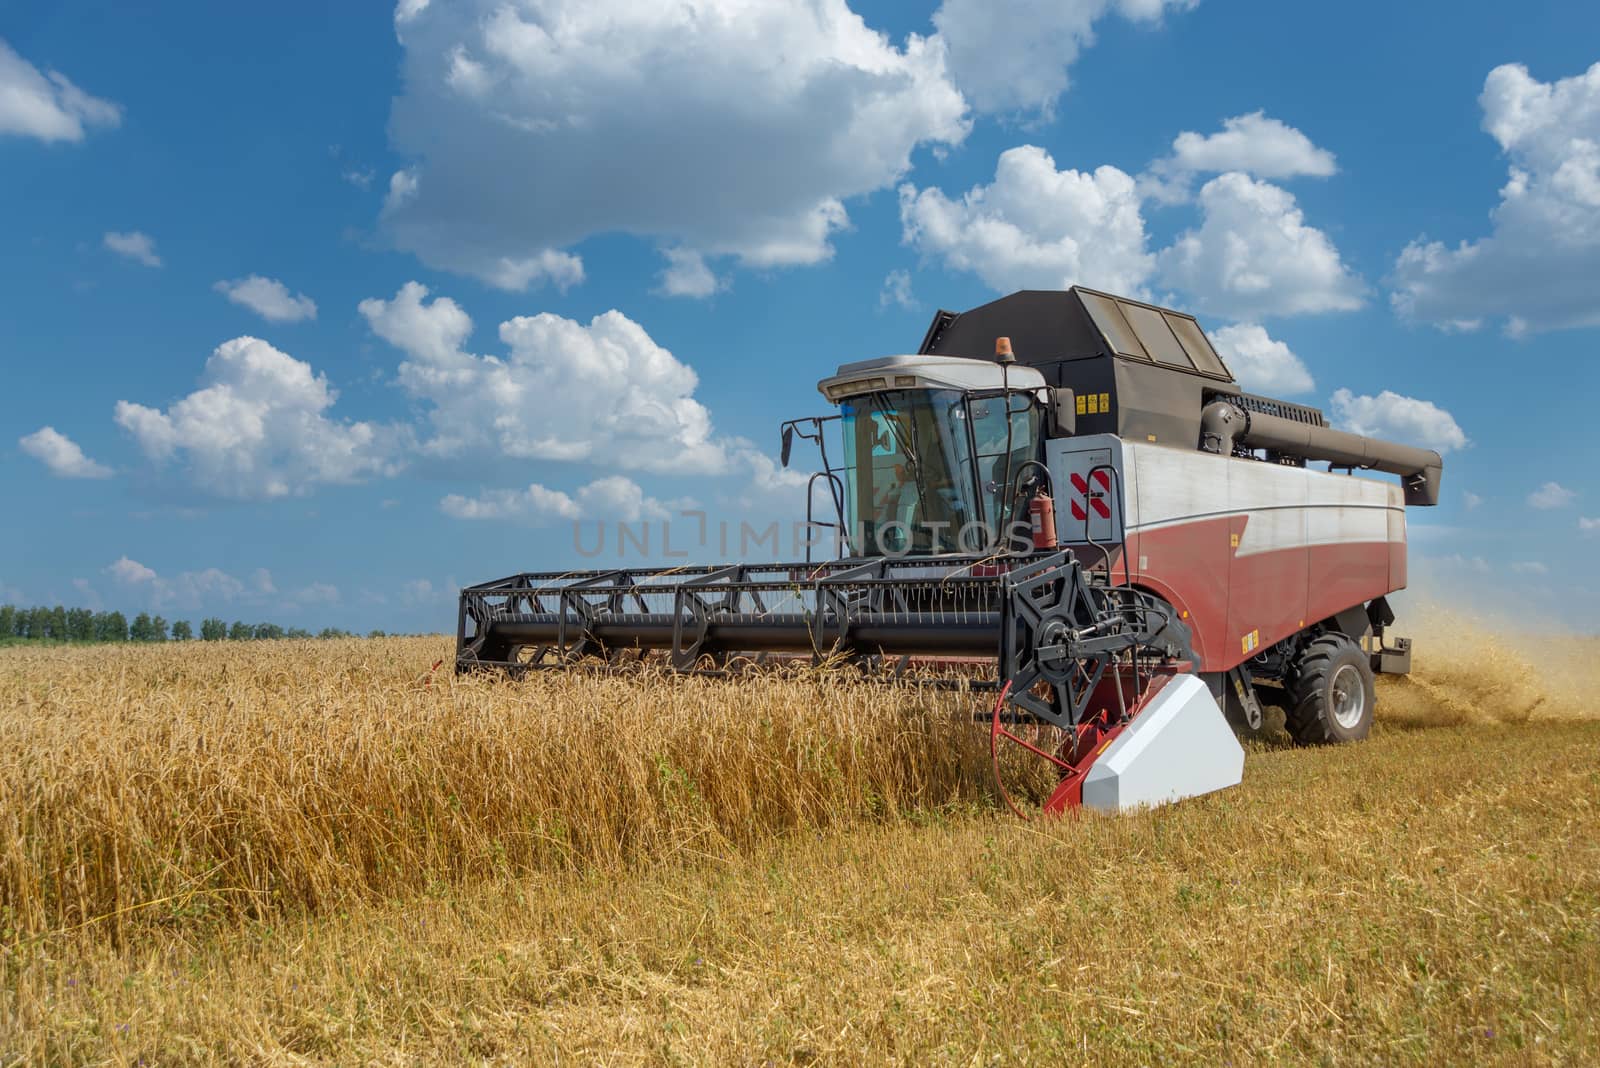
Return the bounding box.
[1330,662,1366,729]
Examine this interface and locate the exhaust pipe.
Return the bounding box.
[1200,401,1443,506]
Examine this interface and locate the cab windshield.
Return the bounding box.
[836,388,1039,555]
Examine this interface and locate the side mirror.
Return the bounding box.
[780,424,794,468]
[1049,388,1076,436]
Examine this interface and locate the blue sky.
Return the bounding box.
[3,0,1598,633]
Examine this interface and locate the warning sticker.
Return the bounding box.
[1240,629,1260,655]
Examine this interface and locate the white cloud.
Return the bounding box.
[1392,62,1600,334]
[114,336,405,499]
[879,268,916,310]
[442,475,671,523]
[250,568,277,595]
[899,145,1154,296]
[1209,323,1314,395]
[656,248,723,299]
[900,146,1360,323]
[1463,491,1483,510]
[1170,111,1335,178]
[103,230,161,268]
[932,0,1195,116]
[1580,516,1599,535]
[106,556,158,585]
[1526,481,1576,510]
[381,0,968,289]
[18,426,113,479]
[480,248,586,293]
[1511,560,1549,575]
[1157,173,1364,318]
[289,582,341,607]
[401,578,440,606]
[1144,111,1335,202]
[104,557,248,610]
[360,281,728,473]
[1328,388,1468,454]
[213,276,318,323]
[358,279,472,364]
[0,38,121,142]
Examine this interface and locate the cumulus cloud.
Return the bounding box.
[360,281,729,473]
[1168,111,1336,178]
[899,144,1361,323]
[1157,173,1365,318]
[1526,481,1576,510]
[1145,111,1336,202]
[104,556,248,610]
[1463,491,1483,510]
[213,276,318,323]
[114,336,405,499]
[879,268,916,310]
[105,556,341,612]
[0,38,121,142]
[381,0,968,289]
[899,145,1154,296]
[1328,388,1468,454]
[932,0,1196,116]
[1580,516,1598,535]
[103,230,161,267]
[1392,62,1600,334]
[656,248,723,299]
[1209,323,1314,395]
[401,578,440,606]
[106,556,158,585]
[18,426,113,479]
[290,582,341,606]
[442,475,671,522]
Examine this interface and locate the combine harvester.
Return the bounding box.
[457,288,1441,815]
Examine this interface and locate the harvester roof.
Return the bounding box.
[918,286,1235,382]
[817,353,1047,401]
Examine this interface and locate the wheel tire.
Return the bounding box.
[1285,633,1375,745]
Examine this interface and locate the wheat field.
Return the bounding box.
[2,613,1597,1064]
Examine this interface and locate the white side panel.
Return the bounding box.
[1228,459,1306,558]
[1081,674,1245,812]
[1122,441,1405,552]
[1387,505,1406,546]
[1045,434,1126,545]
[1129,442,1223,528]
[1302,469,1391,549]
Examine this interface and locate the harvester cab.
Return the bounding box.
[804,353,1051,558]
[457,287,1443,818]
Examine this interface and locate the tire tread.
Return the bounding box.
[1285,633,1371,746]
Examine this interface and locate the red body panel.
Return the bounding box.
[1129,520,1395,672]
[1052,436,1409,674]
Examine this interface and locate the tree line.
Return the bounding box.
[0,604,377,643]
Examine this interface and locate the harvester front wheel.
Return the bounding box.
[1285,634,1374,745]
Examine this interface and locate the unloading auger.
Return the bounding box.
[457,287,1442,814]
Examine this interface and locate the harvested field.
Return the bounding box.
[2,618,1598,1063]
